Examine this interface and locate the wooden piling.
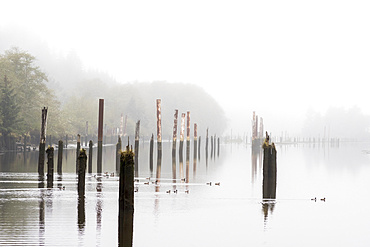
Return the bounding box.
[179,113,186,179]
[88,140,93,173]
[134,120,140,178]
[77,149,87,197]
[97,99,104,174]
[217,137,220,157]
[38,107,48,177]
[198,136,201,160]
[76,134,81,174]
[193,123,198,175]
[57,140,63,175]
[116,136,122,173]
[172,110,178,157]
[65,134,68,148]
[46,146,54,188]
[262,132,277,199]
[118,145,134,246]
[185,111,190,182]
[205,128,209,166]
[149,134,154,176]
[156,99,162,181]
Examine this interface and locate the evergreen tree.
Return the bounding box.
[0,75,20,148]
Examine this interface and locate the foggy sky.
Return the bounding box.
[1,0,370,136]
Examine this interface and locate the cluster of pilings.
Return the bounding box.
[252,111,264,148]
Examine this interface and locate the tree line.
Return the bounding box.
[0,48,227,151]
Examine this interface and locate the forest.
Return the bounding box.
[0,47,227,151]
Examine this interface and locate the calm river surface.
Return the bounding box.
[1,141,370,246]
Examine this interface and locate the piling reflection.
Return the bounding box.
[118,211,134,247]
[39,189,45,246]
[77,195,85,233]
[96,177,103,245]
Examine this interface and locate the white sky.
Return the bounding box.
[1,0,370,135]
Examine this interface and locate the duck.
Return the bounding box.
[206,182,212,186]
[320,197,326,202]
[185,190,189,194]
[146,177,150,180]
[166,190,171,194]
[173,189,178,194]
[181,178,186,182]
[215,182,220,186]
[311,197,317,201]
[144,182,149,185]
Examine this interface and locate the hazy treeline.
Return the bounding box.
[302,106,370,140]
[0,46,226,150]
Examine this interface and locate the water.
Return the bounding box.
[1,141,370,246]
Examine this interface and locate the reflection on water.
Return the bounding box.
[1,142,370,246]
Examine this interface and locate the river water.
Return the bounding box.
[1,141,370,246]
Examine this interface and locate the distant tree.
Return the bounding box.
[0,75,20,148]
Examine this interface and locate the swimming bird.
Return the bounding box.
[185,190,189,194]
[173,189,178,194]
[206,182,212,186]
[320,198,326,202]
[144,182,149,185]
[311,197,317,201]
[215,182,220,186]
[166,190,171,194]
[181,178,186,182]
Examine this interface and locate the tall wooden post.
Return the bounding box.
[46,146,54,188]
[78,149,87,196]
[116,136,122,173]
[186,111,190,182]
[65,134,68,148]
[262,132,277,199]
[76,134,81,173]
[38,107,48,177]
[118,145,134,246]
[193,123,198,176]
[88,140,93,173]
[172,109,178,158]
[57,140,63,175]
[97,99,104,174]
[156,99,162,181]
[149,134,154,176]
[134,120,140,178]
[179,113,185,180]
[206,128,209,168]
[172,110,178,183]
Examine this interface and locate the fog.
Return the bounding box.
[1,0,370,137]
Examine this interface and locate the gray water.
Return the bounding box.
[1,141,370,246]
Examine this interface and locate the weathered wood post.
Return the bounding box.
[205,128,209,167]
[116,136,122,174]
[118,145,134,246]
[88,140,93,173]
[193,123,198,176]
[186,111,190,182]
[23,134,26,153]
[217,137,220,157]
[65,134,68,148]
[210,135,214,159]
[97,99,104,174]
[78,149,87,197]
[134,120,140,178]
[57,140,63,175]
[149,134,154,176]
[198,136,201,160]
[46,146,54,188]
[156,99,162,181]
[179,113,185,180]
[262,132,277,199]
[214,134,216,159]
[76,134,81,173]
[38,107,48,177]
[172,110,178,181]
